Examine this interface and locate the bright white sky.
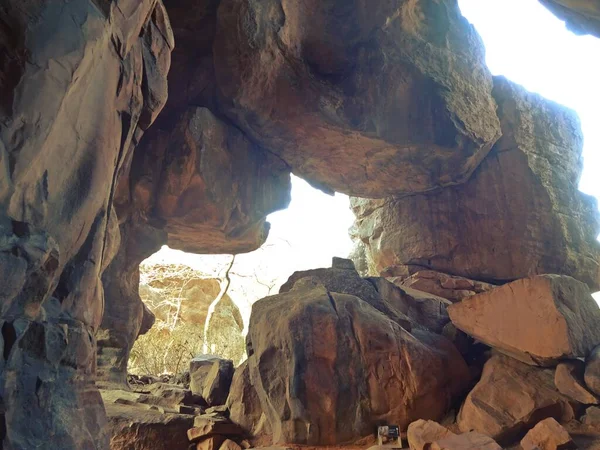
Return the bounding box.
[148,0,600,309]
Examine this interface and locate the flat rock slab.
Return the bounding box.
[448,275,600,366]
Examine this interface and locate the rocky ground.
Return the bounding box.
[99,258,600,450]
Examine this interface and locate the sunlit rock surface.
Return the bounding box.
[214,0,501,196]
[351,76,600,290]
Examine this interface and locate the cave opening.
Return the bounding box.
[129,175,355,377]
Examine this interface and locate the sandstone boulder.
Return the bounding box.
[279,262,414,330]
[458,354,576,444]
[520,417,577,450]
[227,361,271,437]
[368,278,453,333]
[202,359,235,407]
[586,345,600,396]
[407,420,455,450]
[448,275,600,366]
[555,360,599,405]
[214,0,500,197]
[245,281,469,445]
[428,432,501,450]
[131,107,291,254]
[393,271,495,302]
[105,400,194,450]
[351,76,600,290]
[583,406,600,427]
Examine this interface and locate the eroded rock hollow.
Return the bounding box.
[1,0,600,449]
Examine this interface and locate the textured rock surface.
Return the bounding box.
[458,354,576,444]
[97,222,166,387]
[428,432,501,450]
[245,281,469,445]
[368,277,453,333]
[214,0,500,196]
[102,389,195,450]
[279,261,415,330]
[394,271,495,302]
[540,1,600,37]
[407,420,455,450]
[130,107,291,254]
[351,76,600,289]
[520,417,576,450]
[202,359,234,407]
[586,345,600,396]
[0,0,173,447]
[555,360,599,405]
[448,275,600,366]
[227,361,271,438]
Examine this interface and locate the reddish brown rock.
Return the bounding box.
[131,107,291,254]
[351,76,600,290]
[368,277,453,333]
[555,360,599,405]
[393,271,495,302]
[520,417,577,450]
[227,361,271,438]
[105,401,194,450]
[458,354,576,444]
[0,0,173,448]
[448,275,600,366]
[202,359,235,407]
[245,281,469,445]
[428,431,501,450]
[407,420,455,450]
[279,261,415,331]
[214,0,500,197]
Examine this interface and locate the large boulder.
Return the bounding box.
[367,278,452,333]
[351,76,600,290]
[130,107,291,254]
[555,360,599,405]
[520,417,577,450]
[245,280,470,445]
[105,401,194,450]
[280,258,454,333]
[448,275,600,366]
[227,361,271,438]
[214,0,500,197]
[458,354,577,444]
[202,359,235,407]
[407,420,455,450]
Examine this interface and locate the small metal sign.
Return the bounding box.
[377,425,402,448]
